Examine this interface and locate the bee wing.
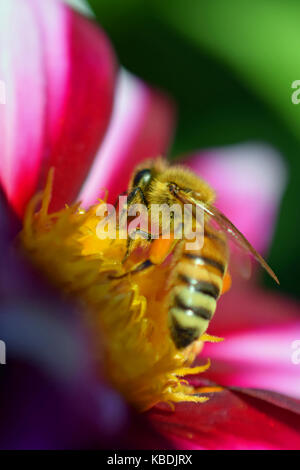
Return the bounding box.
[203,203,279,284]
[176,190,279,285]
[203,204,256,282]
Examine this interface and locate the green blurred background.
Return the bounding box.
[86,0,300,299]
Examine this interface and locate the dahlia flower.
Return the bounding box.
[1,0,300,450]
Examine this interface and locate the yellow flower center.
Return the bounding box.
[18,170,223,411]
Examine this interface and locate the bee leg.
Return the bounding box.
[109,229,153,279]
[127,187,148,207]
[118,187,149,259]
[110,187,151,278]
[122,228,151,263]
[117,187,148,232]
[109,259,154,279]
[118,186,148,215]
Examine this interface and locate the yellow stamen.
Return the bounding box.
[18,171,225,411]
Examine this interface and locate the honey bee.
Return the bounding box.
[114,158,279,349]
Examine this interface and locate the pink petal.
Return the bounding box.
[63,0,92,16]
[148,387,300,450]
[201,287,300,398]
[0,0,45,217]
[78,69,176,207]
[185,143,287,253]
[0,0,116,217]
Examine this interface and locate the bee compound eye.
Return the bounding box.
[133,169,152,187]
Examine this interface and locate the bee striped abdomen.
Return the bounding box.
[168,227,228,349]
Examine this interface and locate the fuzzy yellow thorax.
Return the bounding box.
[19,170,223,411]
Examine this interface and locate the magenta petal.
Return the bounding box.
[79,69,176,207]
[0,0,116,217]
[148,387,300,450]
[185,143,287,253]
[202,287,300,398]
[0,0,45,217]
[42,6,116,212]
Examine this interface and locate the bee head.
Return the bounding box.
[160,166,216,204]
[128,159,215,205]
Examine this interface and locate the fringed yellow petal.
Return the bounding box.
[173,359,211,377]
[163,388,209,404]
[201,333,224,343]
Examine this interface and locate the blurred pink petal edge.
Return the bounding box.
[203,286,300,400]
[0,0,175,216]
[0,0,46,216]
[185,143,287,253]
[63,0,92,16]
[79,68,176,207]
[0,0,117,216]
[206,325,300,398]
